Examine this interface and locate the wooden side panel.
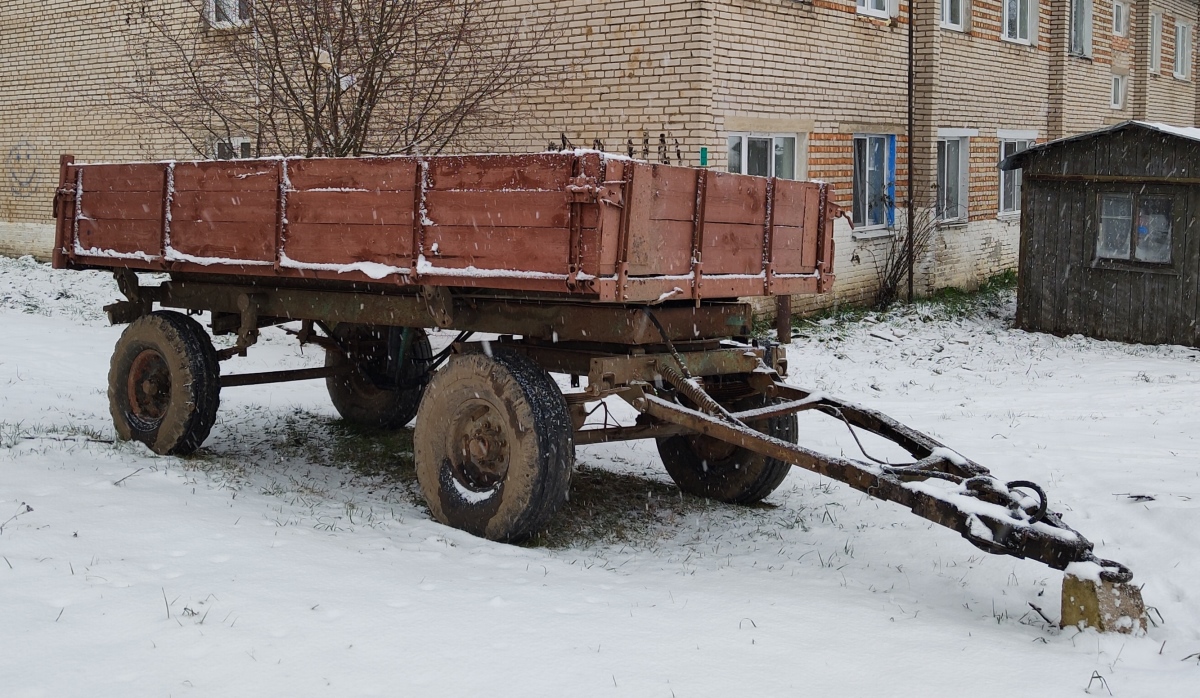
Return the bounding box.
[421,155,577,275]
[75,164,165,256]
[288,157,418,191]
[284,159,418,266]
[428,154,576,190]
[170,162,278,262]
[702,173,769,275]
[771,181,820,273]
[625,164,696,276]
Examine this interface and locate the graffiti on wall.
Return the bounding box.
[6,141,38,198]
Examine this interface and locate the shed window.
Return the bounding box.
[1097,194,1173,264]
[853,134,894,228]
[726,134,798,179]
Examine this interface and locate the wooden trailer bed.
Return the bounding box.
[52,152,836,303]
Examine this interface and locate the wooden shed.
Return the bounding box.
[1002,121,1200,347]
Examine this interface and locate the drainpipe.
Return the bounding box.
[906,0,915,303]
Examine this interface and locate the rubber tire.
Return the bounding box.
[656,394,798,504]
[109,311,221,456]
[326,326,433,429]
[414,350,573,542]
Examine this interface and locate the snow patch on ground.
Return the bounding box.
[1,256,1198,696]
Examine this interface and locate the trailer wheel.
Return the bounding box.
[657,395,797,504]
[326,325,433,428]
[108,311,221,456]
[414,350,573,542]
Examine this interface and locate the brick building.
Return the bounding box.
[2,1,1198,310]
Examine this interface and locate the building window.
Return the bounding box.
[1113,1,1128,36]
[726,134,798,179]
[937,138,969,221]
[215,137,253,160]
[1004,0,1034,43]
[852,135,894,229]
[999,140,1032,214]
[207,0,251,29]
[1070,0,1093,57]
[1151,13,1163,73]
[857,0,889,20]
[942,0,964,30]
[1175,22,1193,79]
[1111,74,1127,108]
[1097,194,1173,264]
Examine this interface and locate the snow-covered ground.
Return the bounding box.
[1,255,1197,697]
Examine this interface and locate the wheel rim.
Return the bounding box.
[127,348,171,428]
[448,399,511,492]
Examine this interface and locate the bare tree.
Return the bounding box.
[867,194,937,310]
[120,0,549,158]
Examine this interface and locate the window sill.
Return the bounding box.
[941,22,965,33]
[1090,260,1178,276]
[857,8,891,21]
[1001,36,1032,47]
[937,220,969,230]
[851,227,895,241]
[1172,72,1192,82]
[997,211,1021,221]
[1068,52,1093,62]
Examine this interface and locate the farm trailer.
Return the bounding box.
[52,151,1144,632]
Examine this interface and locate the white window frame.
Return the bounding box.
[215,136,253,160]
[998,134,1035,216]
[852,134,893,230]
[937,136,971,223]
[1175,22,1193,79]
[1111,73,1127,108]
[857,0,891,20]
[1151,13,1163,73]
[1113,1,1128,36]
[726,134,800,180]
[207,0,251,30]
[1071,0,1093,57]
[941,0,965,31]
[1003,0,1035,44]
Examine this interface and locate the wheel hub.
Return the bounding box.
[127,348,171,426]
[452,407,510,491]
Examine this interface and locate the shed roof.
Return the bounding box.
[1000,121,1200,171]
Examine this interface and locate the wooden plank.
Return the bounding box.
[423,226,571,274]
[626,219,693,276]
[424,190,570,228]
[173,161,279,191]
[428,154,575,191]
[701,222,767,275]
[288,190,415,226]
[169,220,275,262]
[703,172,768,224]
[79,191,164,221]
[646,165,699,222]
[82,164,165,192]
[77,219,161,255]
[1037,185,1059,334]
[284,224,413,266]
[1065,183,1089,336]
[1182,188,1200,345]
[1020,181,1045,331]
[769,225,815,273]
[287,157,418,191]
[1054,183,1078,335]
[172,190,278,224]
